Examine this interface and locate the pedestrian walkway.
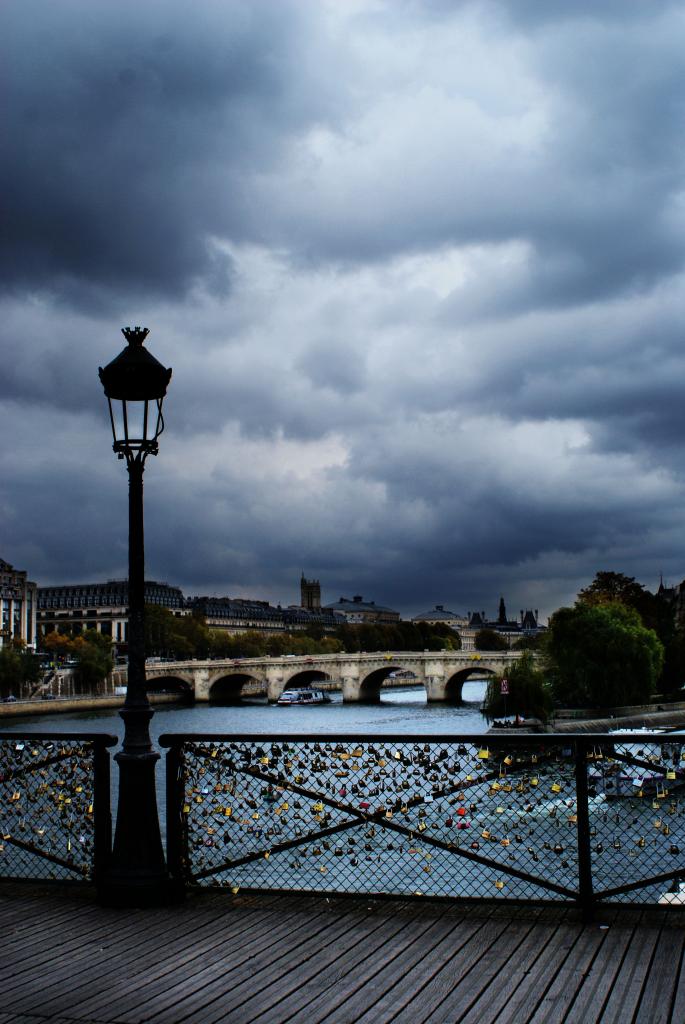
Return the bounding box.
[1,883,684,1022]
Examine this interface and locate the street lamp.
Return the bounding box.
[98,327,175,905]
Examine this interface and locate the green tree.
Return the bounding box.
[660,627,685,695]
[42,630,75,662]
[144,605,177,658]
[0,640,41,698]
[144,605,213,660]
[72,630,114,690]
[145,616,460,662]
[332,620,460,654]
[482,652,553,723]
[577,570,677,693]
[175,613,211,659]
[474,628,509,651]
[577,571,649,609]
[546,602,664,708]
[512,633,543,651]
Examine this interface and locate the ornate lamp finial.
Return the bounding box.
[122,327,150,346]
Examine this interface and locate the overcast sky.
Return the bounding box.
[3,0,685,620]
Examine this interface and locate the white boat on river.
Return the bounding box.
[277,687,331,706]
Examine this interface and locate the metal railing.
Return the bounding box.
[160,731,685,912]
[0,732,116,883]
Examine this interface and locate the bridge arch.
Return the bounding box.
[209,672,264,704]
[144,673,195,699]
[282,668,334,690]
[357,665,418,703]
[443,666,495,703]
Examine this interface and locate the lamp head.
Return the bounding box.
[99,327,172,461]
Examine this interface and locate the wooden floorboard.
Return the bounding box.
[526,924,610,1024]
[350,911,480,1024]
[562,909,637,1024]
[458,911,572,1024]
[42,898,294,1019]
[257,903,447,1024]
[634,915,685,1024]
[242,902,428,1024]
[420,912,546,1024]
[110,898,357,1023]
[4,906,190,1011]
[1,884,684,1024]
[599,914,663,1024]
[391,910,519,1024]
[151,901,397,1024]
[668,942,685,1024]
[1,904,171,984]
[93,897,291,1014]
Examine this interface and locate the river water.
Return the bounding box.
[0,681,490,741]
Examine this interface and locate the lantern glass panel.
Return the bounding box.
[108,397,164,454]
[108,397,125,447]
[122,399,150,446]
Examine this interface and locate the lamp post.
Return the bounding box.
[98,326,175,905]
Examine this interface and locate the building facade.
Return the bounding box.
[190,596,343,635]
[0,558,37,650]
[37,579,186,649]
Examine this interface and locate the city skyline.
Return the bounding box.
[3,1,685,621]
[17,560,671,626]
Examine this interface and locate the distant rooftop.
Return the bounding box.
[412,604,464,622]
[324,594,399,614]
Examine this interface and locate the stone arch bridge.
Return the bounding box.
[112,650,528,704]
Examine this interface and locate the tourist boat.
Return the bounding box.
[277,687,331,706]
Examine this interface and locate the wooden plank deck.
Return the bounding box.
[1,884,684,1023]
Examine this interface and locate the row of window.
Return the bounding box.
[38,593,184,609]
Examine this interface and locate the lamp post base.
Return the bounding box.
[97,869,183,908]
[97,746,184,908]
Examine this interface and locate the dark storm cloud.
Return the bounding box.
[248,3,685,322]
[2,0,339,309]
[3,0,685,619]
[5,0,684,316]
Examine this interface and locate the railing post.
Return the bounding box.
[574,737,594,921]
[93,736,112,884]
[165,739,186,895]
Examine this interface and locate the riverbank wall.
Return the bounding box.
[490,704,685,734]
[0,692,184,719]
[550,707,685,732]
